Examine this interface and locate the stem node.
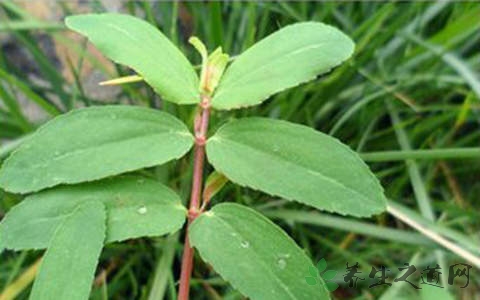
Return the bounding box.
[195,136,206,146]
[188,208,200,221]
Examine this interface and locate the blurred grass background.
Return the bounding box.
[0,1,479,299]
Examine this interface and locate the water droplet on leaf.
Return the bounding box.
[277,258,287,269]
[137,205,147,215]
[240,241,250,248]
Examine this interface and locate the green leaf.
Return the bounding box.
[325,282,339,292]
[204,47,229,94]
[322,270,337,281]
[309,265,319,277]
[189,203,330,300]
[211,22,354,110]
[65,14,199,105]
[189,36,229,95]
[305,277,317,286]
[206,118,386,217]
[317,259,327,273]
[30,201,105,300]
[0,176,186,250]
[0,105,194,193]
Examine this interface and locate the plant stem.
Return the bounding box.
[178,97,210,300]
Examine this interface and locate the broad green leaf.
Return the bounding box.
[189,203,330,300]
[211,22,354,110]
[30,201,105,300]
[65,14,199,105]
[206,118,386,217]
[0,176,186,250]
[0,105,194,193]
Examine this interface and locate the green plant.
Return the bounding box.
[305,258,339,292]
[0,13,387,300]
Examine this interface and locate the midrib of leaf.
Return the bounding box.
[9,214,68,229]
[3,211,74,250]
[50,217,79,295]
[27,106,187,138]
[13,202,182,226]
[204,213,299,300]
[209,136,375,205]
[214,41,332,99]
[106,23,135,40]
[3,202,185,249]
[29,201,105,300]
[4,198,77,228]
[14,130,190,172]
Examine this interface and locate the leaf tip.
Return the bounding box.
[189,36,208,60]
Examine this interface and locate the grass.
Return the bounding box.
[1,1,479,299]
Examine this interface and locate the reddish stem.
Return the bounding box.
[178,233,195,300]
[178,97,210,300]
